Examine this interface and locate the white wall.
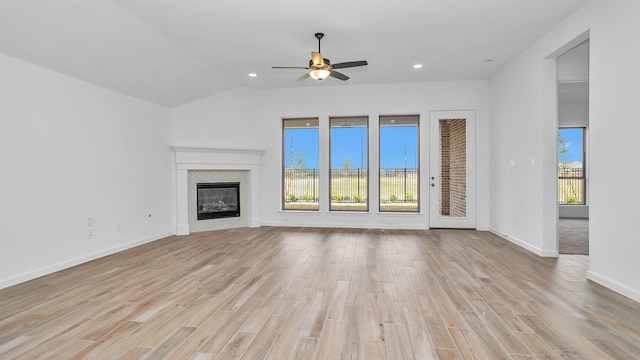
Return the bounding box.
[172,80,491,231]
[171,87,260,148]
[0,54,174,288]
[490,0,640,301]
[558,92,588,127]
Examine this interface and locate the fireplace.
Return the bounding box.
[197,182,240,220]
[173,146,263,234]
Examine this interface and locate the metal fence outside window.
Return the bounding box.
[558,167,585,205]
[330,169,368,203]
[284,168,419,204]
[284,168,319,202]
[379,168,418,203]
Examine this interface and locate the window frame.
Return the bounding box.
[329,116,369,212]
[282,117,320,211]
[379,115,420,213]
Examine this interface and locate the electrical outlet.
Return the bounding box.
[88,228,94,240]
[116,223,121,232]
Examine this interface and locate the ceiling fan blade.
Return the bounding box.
[272,66,308,69]
[332,60,368,69]
[329,70,349,81]
[311,52,324,66]
[295,73,311,83]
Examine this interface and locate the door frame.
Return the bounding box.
[428,110,477,229]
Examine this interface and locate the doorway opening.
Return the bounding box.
[557,40,589,255]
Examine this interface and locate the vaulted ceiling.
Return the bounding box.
[0,0,589,107]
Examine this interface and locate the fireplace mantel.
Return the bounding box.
[172,146,264,235]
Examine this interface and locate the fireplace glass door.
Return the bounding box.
[197,182,240,220]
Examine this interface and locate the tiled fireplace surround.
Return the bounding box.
[173,147,263,235]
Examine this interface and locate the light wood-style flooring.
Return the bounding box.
[1,227,639,359]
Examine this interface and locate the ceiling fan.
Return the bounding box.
[272,33,368,82]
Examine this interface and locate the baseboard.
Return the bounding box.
[176,224,190,235]
[0,230,175,290]
[587,270,640,303]
[489,228,559,257]
[250,217,261,227]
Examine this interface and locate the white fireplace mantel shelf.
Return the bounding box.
[172,146,264,235]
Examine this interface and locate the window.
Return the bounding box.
[558,127,586,205]
[283,118,319,210]
[379,115,419,212]
[330,116,368,211]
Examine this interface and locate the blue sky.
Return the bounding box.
[558,128,584,163]
[284,126,418,169]
[284,129,319,168]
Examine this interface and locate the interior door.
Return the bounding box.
[429,110,476,228]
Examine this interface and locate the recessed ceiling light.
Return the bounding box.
[413,64,423,69]
[248,73,257,77]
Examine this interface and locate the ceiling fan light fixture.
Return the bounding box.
[309,69,331,80]
[272,33,367,82]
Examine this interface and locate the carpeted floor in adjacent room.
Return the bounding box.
[559,218,589,255]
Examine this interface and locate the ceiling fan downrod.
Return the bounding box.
[315,32,324,53]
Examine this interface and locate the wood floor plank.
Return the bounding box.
[465,297,531,355]
[116,346,151,359]
[140,325,196,359]
[314,318,344,360]
[514,332,564,360]
[215,331,256,360]
[265,294,317,359]
[458,310,512,359]
[364,342,388,360]
[384,323,415,359]
[448,327,488,360]
[167,310,233,359]
[299,288,333,338]
[1,227,639,359]
[239,267,302,333]
[364,292,386,343]
[403,307,439,359]
[434,347,463,360]
[327,279,349,320]
[293,337,317,359]
[340,305,364,360]
[240,315,287,360]
[347,271,365,306]
[197,297,262,355]
[68,319,146,360]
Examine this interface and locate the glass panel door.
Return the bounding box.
[429,111,476,228]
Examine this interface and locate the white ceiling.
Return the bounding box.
[0,0,589,107]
